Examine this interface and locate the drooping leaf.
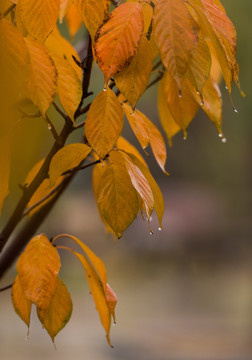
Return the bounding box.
[120,151,154,220]
[45,27,82,79]
[18,234,61,310]
[11,274,32,328]
[50,54,82,122]
[49,143,92,187]
[0,136,10,214]
[123,104,167,173]
[97,150,139,238]
[158,76,181,146]
[94,2,144,82]
[85,88,124,159]
[19,0,59,42]
[123,152,165,228]
[24,37,57,117]
[37,277,72,343]
[105,284,117,324]
[59,0,71,23]
[162,72,199,137]
[65,3,83,39]
[153,0,198,90]
[73,251,113,346]
[116,136,146,165]
[114,37,153,108]
[74,0,110,40]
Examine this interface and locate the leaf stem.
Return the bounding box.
[3,3,16,17]
[0,283,12,292]
[52,102,69,121]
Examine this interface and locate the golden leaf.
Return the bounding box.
[0,135,10,214]
[11,274,32,328]
[65,3,83,39]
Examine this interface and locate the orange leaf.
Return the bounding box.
[19,0,59,42]
[114,36,153,108]
[74,0,110,40]
[49,143,92,187]
[18,234,61,310]
[106,284,117,324]
[11,274,32,329]
[97,150,139,238]
[65,3,83,39]
[24,37,57,117]
[85,88,124,159]
[94,2,144,82]
[37,277,72,343]
[59,0,71,23]
[116,136,147,165]
[153,0,198,90]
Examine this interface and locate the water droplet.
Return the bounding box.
[113,322,116,326]
[25,335,28,341]
[149,230,154,235]
[103,85,107,92]
[233,106,238,113]
[130,110,135,116]
[149,216,152,222]
[183,130,187,140]
[200,100,204,106]
[158,227,162,231]
[47,124,52,130]
[221,137,227,143]
[196,90,200,95]
[225,85,228,90]
[218,132,223,138]
[178,89,182,98]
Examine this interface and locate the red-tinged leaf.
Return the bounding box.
[49,143,91,187]
[123,152,165,228]
[106,284,117,324]
[116,136,147,165]
[18,234,61,310]
[11,274,32,328]
[97,150,139,238]
[158,77,181,146]
[19,0,59,42]
[85,88,124,159]
[153,0,198,90]
[123,104,168,173]
[37,277,72,343]
[45,27,82,79]
[50,54,82,122]
[24,37,57,117]
[0,136,10,214]
[114,36,153,108]
[162,72,199,137]
[74,0,110,40]
[65,3,83,39]
[55,234,108,290]
[120,151,154,219]
[72,251,113,347]
[94,2,144,82]
[186,37,212,93]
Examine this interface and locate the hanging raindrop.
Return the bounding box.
[221,137,227,143]
[233,106,238,113]
[178,89,182,98]
[158,227,162,231]
[47,124,52,130]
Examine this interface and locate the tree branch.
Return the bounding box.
[3,3,16,17]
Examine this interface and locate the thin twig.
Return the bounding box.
[75,102,92,117]
[0,283,12,292]
[3,3,16,17]
[52,102,69,121]
[146,70,164,91]
[45,115,59,141]
[152,59,162,72]
[62,159,102,176]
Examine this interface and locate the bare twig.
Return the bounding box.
[0,283,13,292]
[52,102,69,121]
[45,115,59,141]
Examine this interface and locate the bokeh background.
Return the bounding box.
[1,0,252,359]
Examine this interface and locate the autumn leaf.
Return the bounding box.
[85,88,124,159]
[11,274,32,329]
[105,284,117,324]
[19,0,59,42]
[49,143,92,187]
[117,136,147,165]
[65,3,83,39]
[24,37,57,117]
[153,0,198,90]
[37,277,72,343]
[0,136,10,215]
[96,150,139,238]
[114,37,153,108]
[94,2,144,82]
[18,234,61,310]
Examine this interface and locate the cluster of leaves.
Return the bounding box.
[0,0,242,347]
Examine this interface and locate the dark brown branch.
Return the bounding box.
[0,283,12,292]
[45,115,59,141]
[52,102,68,121]
[63,159,102,175]
[146,70,164,91]
[3,3,16,17]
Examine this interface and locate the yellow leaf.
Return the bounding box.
[18,234,61,310]
[50,54,82,122]
[94,2,144,82]
[114,37,153,108]
[116,136,146,165]
[15,1,28,36]
[158,77,181,146]
[19,0,59,42]
[24,37,57,117]
[162,72,199,136]
[59,0,71,23]
[73,251,113,346]
[123,152,165,228]
[45,27,82,80]
[153,0,198,90]
[123,104,167,173]
[74,0,110,40]
[85,88,124,159]
[65,3,83,39]
[49,143,92,187]
[0,135,10,214]
[120,151,154,219]
[37,277,72,343]
[97,150,139,238]
[11,274,32,328]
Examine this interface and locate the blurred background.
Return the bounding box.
[0,0,252,359]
